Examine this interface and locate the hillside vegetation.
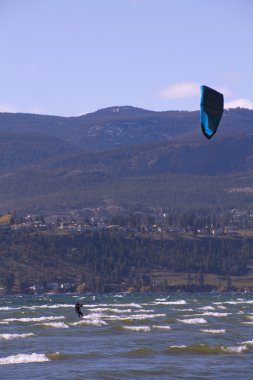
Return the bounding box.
[0,107,252,213]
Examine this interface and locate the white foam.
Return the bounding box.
[241,339,253,345]
[217,305,227,310]
[0,353,50,365]
[177,318,207,324]
[222,300,253,305]
[184,312,229,318]
[133,309,155,313]
[88,303,142,308]
[0,307,21,311]
[0,333,34,340]
[222,345,247,354]
[200,312,230,317]
[24,304,73,310]
[87,308,132,314]
[4,316,65,323]
[199,306,215,311]
[170,345,187,348]
[72,319,107,327]
[152,325,171,330]
[153,300,187,305]
[104,313,166,321]
[123,325,151,332]
[38,322,69,328]
[200,329,226,334]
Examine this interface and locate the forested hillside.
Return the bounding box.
[1,229,252,293]
[0,107,252,213]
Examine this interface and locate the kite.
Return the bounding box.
[200,85,224,139]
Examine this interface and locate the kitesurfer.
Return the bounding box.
[75,301,83,318]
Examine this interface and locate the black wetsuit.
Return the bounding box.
[75,302,83,318]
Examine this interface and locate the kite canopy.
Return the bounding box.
[200,85,224,139]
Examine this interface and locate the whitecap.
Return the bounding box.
[153,300,187,305]
[123,326,151,332]
[37,322,69,329]
[133,309,155,313]
[23,304,73,310]
[169,345,187,348]
[200,312,230,317]
[152,325,171,330]
[241,339,253,345]
[199,306,215,311]
[172,308,193,312]
[104,313,166,321]
[200,329,226,334]
[222,345,247,354]
[4,316,65,323]
[0,353,50,365]
[177,318,207,324]
[87,308,132,314]
[88,303,142,309]
[71,319,107,327]
[0,333,34,340]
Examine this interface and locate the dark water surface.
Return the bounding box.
[0,293,253,379]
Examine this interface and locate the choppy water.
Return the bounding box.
[0,293,253,379]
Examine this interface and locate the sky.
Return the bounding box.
[0,0,252,116]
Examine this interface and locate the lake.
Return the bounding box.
[0,293,253,379]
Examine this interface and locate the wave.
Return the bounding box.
[153,300,187,305]
[199,306,215,311]
[242,321,253,325]
[177,318,207,324]
[123,325,151,332]
[87,307,132,314]
[0,304,73,311]
[200,329,226,334]
[133,309,154,313]
[241,339,253,345]
[71,316,107,327]
[0,333,34,340]
[3,316,65,323]
[198,312,230,317]
[24,304,73,310]
[103,313,166,322]
[165,344,247,355]
[214,300,253,305]
[0,353,50,365]
[88,303,142,309]
[152,325,171,330]
[172,308,193,312]
[36,322,69,328]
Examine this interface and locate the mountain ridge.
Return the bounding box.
[0,107,253,213]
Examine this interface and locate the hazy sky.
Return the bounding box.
[0,0,252,116]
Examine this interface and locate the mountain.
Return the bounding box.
[0,107,253,213]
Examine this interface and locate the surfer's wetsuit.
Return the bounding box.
[75,302,83,318]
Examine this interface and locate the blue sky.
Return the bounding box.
[0,0,252,116]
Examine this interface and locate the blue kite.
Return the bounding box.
[200,85,224,139]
